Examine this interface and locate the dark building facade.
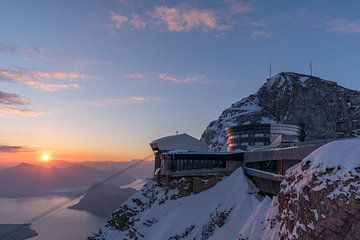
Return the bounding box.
[226,124,302,151]
[150,133,208,172]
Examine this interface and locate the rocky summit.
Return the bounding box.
[201,72,360,151]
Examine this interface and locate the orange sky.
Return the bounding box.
[0,146,151,165]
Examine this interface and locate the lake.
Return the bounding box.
[0,196,107,240]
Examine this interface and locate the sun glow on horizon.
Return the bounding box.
[41,152,51,163]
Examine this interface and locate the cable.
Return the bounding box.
[0,156,153,240]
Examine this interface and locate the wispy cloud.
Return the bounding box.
[109,1,255,33]
[290,9,360,35]
[110,12,128,29]
[0,68,84,91]
[327,18,360,34]
[130,14,146,29]
[0,90,39,117]
[0,42,107,66]
[31,71,84,80]
[159,73,205,83]
[0,145,34,153]
[151,6,226,32]
[124,72,148,80]
[250,29,270,38]
[124,72,206,84]
[0,91,30,105]
[0,106,39,117]
[83,96,155,107]
[0,42,66,60]
[225,0,253,15]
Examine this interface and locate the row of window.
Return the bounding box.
[228,133,270,139]
[166,159,226,172]
[228,141,269,147]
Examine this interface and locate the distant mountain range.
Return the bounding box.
[201,72,360,151]
[0,160,153,198]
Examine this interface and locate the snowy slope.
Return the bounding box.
[237,196,280,240]
[90,168,263,240]
[278,138,360,239]
[282,138,360,198]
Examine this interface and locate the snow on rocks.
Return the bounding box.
[201,72,360,151]
[201,94,277,151]
[89,168,262,240]
[278,139,360,240]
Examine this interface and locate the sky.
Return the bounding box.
[1,0,360,164]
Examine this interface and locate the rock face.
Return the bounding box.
[201,72,360,151]
[278,139,360,240]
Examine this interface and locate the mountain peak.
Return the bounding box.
[201,73,360,151]
[263,72,337,91]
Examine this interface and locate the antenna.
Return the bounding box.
[269,59,272,79]
[310,59,313,77]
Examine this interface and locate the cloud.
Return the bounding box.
[0,106,40,117]
[0,145,34,153]
[75,58,110,66]
[124,72,206,84]
[110,12,128,29]
[109,1,256,33]
[83,96,154,107]
[31,71,84,80]
[151,6,226,32]
[0,91,30,105]
[159,73,205,83]
[250,29,270,38]
[225,0,253,15]
[130,14,146,29]
[0,90,39,117]
[0,42,106,66]
[0,68,83,91]
[0,42,66,60]
[327,18,360,34]
[124,72,148,80]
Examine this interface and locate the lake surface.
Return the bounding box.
[0,196,107,240]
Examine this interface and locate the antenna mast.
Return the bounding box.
[310,59,313,77]
[269,59,272,79]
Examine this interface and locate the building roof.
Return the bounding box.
[150,133,208,152]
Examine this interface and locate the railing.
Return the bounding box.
[243,167,285,181]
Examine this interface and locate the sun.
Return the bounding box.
[41,152,51,162]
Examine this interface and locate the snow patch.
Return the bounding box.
[120,178,147,190]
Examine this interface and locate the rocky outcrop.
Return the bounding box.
[278,139,360,240]
[167,175,225,197]
[68,184,136,217]
[201,72,360,151]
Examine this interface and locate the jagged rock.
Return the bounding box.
[201,72,360,151]
[166,175,224,198]
[278,139,360,240]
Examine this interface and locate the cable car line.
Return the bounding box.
[0,156,153,240]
